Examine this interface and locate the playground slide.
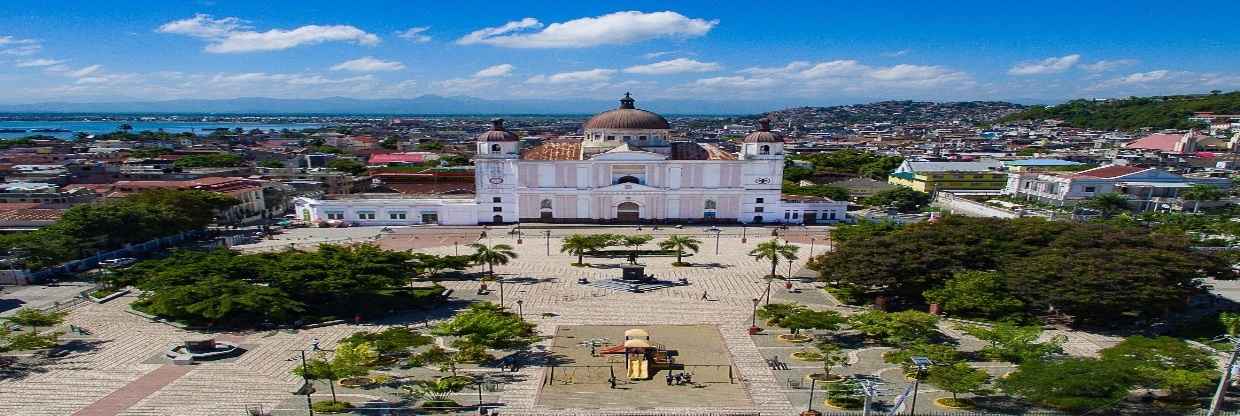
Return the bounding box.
[627,358,648,379]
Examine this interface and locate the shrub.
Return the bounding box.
[310,400,353,413]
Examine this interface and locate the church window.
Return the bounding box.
[616,175,641,185]
[493,197,502,203]
[760,145,770,155]
[540,199,553,209]
[490,144,501,152]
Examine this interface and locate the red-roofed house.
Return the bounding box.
[108,177,271,224]
[368,152,440,166]
[1006,164,1230,208]
[1125,131,1198,153]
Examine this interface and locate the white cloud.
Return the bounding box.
[1088,70,1175,90]
[457,11,717,48]
[693,76,778,89]
[1079,59,1138,73]
[739,61,812,77]
[526,68,617,84]
[396,27,431,43]
[1008,54,1081,75]
[157,13,380,53]
[67,65,102,78]
[330,56,405,72]
[881,49,910,57]
[434,77,498,93]
[798,60,869,79]
[624,58,720,75]
[0,36,41,56]
[474,64,514,78]
[865,64,970,88]
[643,51,675,60]
[15,58,65,68]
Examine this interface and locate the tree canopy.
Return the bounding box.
[431,302,535,350]
[172,153,244,168]
[1001,92,1240,130]
[862,187,931,212]
[810,215,1220,326]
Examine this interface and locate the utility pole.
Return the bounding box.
[544,230,551,256]
[907,357,932,416]
[856,379,884,416]
[296,349,315,416]
[1209,336,1240,416]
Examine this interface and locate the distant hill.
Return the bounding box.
[1001,91,1240,130]
[0,95,802,116]
[762,100,1025,126]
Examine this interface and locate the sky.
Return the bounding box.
[1,0,1238,105]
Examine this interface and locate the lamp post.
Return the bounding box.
[741,226,747,243]
[498,278,505,308]
[908,356,933,415]
[516,228,523,245]
[749,297,761,335]
[804,377,821,416]
[296,349,316,416]
[544,230,551,256]
[809,237,815,258]
[713,229,722,255]
[516,299,524,318]
[454,241,459,255]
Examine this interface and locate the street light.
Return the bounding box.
[908,356,933,415]
[809,237,815,258]
[516,299,524,318]
[712,228,722,255]
[498,278,505,308]
[804,377,822,416]
[741,226,747,243]
[544,230,551,256]
[516,228,523,245]
[749,297,761,335]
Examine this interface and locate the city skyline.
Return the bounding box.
[1,0,1238,105]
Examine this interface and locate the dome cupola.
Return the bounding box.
[477,118,519,142]
[583,93,671,130]
[743,119,781,143]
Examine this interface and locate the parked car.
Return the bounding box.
[99,258,137,269]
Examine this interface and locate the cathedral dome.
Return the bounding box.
[743,119,782,143]
[477,118,518,142]
[583,93,670,130]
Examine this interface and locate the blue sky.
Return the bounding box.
[1,0,1238,104]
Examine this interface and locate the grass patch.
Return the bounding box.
[311,400,353,414]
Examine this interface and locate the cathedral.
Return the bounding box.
[295,94,846,225]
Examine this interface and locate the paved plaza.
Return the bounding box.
[0,225,1130,415]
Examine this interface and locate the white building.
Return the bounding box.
[296,94,847,226]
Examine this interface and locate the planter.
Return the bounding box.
[806,373,844,383]
[338,377,374,388]
[747,326,763,335]
[790,351,824,361]
[777,333,812,343]
[800,411,823,416]
[88,288,130,304]
[934,397,974,409]
[672,262,691,267]
[823,398,863,410]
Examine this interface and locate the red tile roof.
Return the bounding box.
[522,141,582,160]
[1071,165,1148,179]
[369,152,433,165]
[1125,133,1183,152]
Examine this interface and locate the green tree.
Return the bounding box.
[340,327,432,356]
[862,187,931,213]
[560,234,598,266]
[927,363,990,403]
[883,342,963,376]
[777,309,844,335]
[847,310,940,346]
[1221,312,1240,336]
[5,308,67,334]
[1082,192,1130,218]
[620,234,653,264]
[292,343,374,403]
[468,243,517,277]
[328,158,368,175]
[750,239,799,279]
[756,303,807,326]
[1181,184,1227,213]
[924,271,1024,321]
[999,358,1137,411]
[408,253,473,283]
[258,159,285,168]
[431,302,535,350]
[172,153,243,168]
[402,376,472,405]
[815,341,848,379]
[658,235,701,265]
[960,323,1065,363]
[1098,336,1218,401]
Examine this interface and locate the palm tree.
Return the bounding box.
[620,234,653,264]
[468,243,517,277]
[1180,184,1227,213]
[560,234,595,266]
[750,239,800,279]
[658,235,701,265]
[1082,192,1130,218]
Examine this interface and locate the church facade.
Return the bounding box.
[295,94,846,226]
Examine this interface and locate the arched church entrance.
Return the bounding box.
[616,202,640,223]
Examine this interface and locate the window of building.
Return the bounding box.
[389,211,407,220]
[493,197,502,203]
[784,212,790,219]
[760,145,770,154]
[829,212,837,220]
[326,211,344,220]
[540,199,553,209]
[623,136,631,140]
[421,212,438,223]
[1084,186,1096,193]
[490,144,501,152]
[703,211,716,219]
[755,207,764,213]
[607,135,615,140]
[755,198,764,203]
[493,207,503,212]
[792,212,799,219]
[704,200,717,210]
[616,175,641,185]
[357,211,376,220]
[639,135,647,141]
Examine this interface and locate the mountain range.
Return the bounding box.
[0,95,1059,116]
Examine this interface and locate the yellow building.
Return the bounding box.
[887,161,1007,192]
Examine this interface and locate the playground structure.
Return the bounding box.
[597,328,679,380]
